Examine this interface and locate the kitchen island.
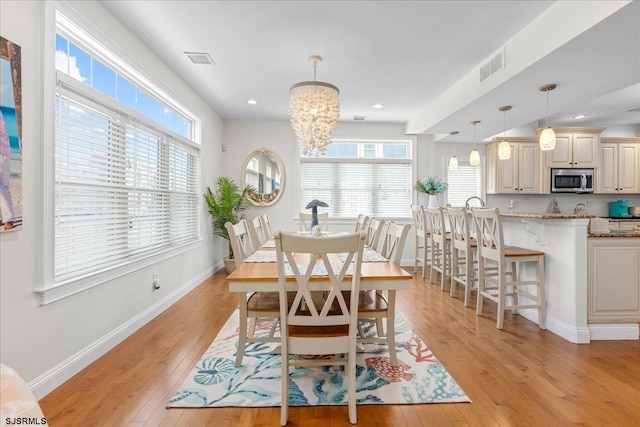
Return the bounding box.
[498,212,639,343]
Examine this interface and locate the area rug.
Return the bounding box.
[167,310,470,408]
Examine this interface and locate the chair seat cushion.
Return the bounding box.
[357,291,388,312]
[289,324,349,338]
[504,245,545,257]
[247,292,295,312]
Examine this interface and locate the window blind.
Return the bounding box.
[300,159,411,218]
[54,79,199,282]
[447,162,481,207]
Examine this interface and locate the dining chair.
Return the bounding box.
[365,218,385,251]
[356,222,410,366]
[426,206,452,291]
[354,214,371,232]
[471,207,547,330]
[275,231,366,425]
[411,205,430,279]
[226,219,280,367]
[299,211,329,232]
[259,214,274,240]
[247,216,268,248]
[447,207,477,306]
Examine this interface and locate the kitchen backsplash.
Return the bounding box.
[486,194,640,217]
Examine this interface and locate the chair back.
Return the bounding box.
[447,207,472,251]
[225,219,255,267]
[365,218,385,250]
[355,214,371,232]
[471,207,503,263]
[246,216,267,248]
[259,214,273,239]
[411,204,428,236]
[299,212,330,232]
[426,206,447,243]
[379,222,411,265]
[274,231,366,353]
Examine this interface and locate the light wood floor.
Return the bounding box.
[39,269,640,426]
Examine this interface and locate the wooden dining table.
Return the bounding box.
[227,242,412,367]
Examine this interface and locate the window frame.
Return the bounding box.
[298,138,413,221]
[445,155,485,208]
[38,3,202,304]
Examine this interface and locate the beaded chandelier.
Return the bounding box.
[289,56,340,156]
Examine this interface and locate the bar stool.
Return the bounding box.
[471,208,547,329]
[426,206,451,291]
[447,207,477,306]
[411,204,430,279]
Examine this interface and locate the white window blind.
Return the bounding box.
[447,161,481,207]
[54,77,200,283]
[300,140,412,218]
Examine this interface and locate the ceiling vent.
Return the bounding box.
[184,52,215,65]
[628,107,640,112]
[353,115,367,121]
[480,48,504,83]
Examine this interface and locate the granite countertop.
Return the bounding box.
[589,230,640,238]
[499,212,595,219]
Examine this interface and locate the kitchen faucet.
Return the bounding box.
[465,196,486,209]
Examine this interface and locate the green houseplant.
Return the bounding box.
[203,176,251,272]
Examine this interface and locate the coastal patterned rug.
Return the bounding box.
[167,310,470,408]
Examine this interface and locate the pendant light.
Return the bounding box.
[469,120,481,166]
[498,106,512,160]
[448,131,459,169]
[539,83,557,151]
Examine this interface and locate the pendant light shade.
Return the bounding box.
[289,56,340,156]
[470,120,481,166]
[498,106,512,160]
[539,84,557,151]
[448,131,459,169]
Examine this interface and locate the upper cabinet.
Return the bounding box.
[486,138,543,194]
[540,128,604,168]
[598,138,640,194]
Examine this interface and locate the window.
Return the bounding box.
[446,160,482,207]
[51,11,200,286]
[300,140,412,218]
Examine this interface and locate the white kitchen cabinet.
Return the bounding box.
[610,220,640,231]
[542,128,603,168]
[486,138,543,194]
[598,138,640,194]
[587,238,640,322]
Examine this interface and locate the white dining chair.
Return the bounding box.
[299,211,329,232]
[275,231,365,426]
[226,219,280,367]
[365,218,385,251]
[246,216,267,248]
[354,214,371,232]
[356,222,410,366]
[259,214,274,240]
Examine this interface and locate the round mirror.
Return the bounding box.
[242,149,285,206]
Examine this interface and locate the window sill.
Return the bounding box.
[36,239,202,305]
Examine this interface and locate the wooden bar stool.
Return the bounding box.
[426,206,451,291]
[411,204,430,279]
[471,208,547,329]
[447,207,477,306]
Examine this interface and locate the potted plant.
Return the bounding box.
[416,176,448,207]
[203,176,251,273]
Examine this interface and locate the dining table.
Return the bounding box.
[227,238,412,367]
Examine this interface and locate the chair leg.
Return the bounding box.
[450,248,458,297]
[464,251,472,307]
[348,347,357,424]
[537,255,547,329]
[386,291,398,366]
[496,266,506,329]
[510,261,519,314]
[235,294,249,367]
[476,259,485,316]
[248,318,257,337]
[280,353,289,426]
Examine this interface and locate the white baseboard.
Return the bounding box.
[588,323,639,340]
[29,266,217,399]
[518,308,591,344]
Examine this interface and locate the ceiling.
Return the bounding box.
[100,0,640,143]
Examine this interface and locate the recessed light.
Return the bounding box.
[572,114,587,119]
[247,99,257,105]
[372,104,384,109]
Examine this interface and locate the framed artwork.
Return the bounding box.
[0,36,22,232]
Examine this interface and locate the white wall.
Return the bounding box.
[0,0,225,397]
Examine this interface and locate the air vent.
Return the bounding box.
[184,52,214,65]
[353,115,367,121]
[480,48,504,83]
[628,107,640,112]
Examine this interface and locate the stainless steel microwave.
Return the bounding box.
[551,168,594,193]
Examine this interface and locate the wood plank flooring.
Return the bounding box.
[39,269,640,426]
